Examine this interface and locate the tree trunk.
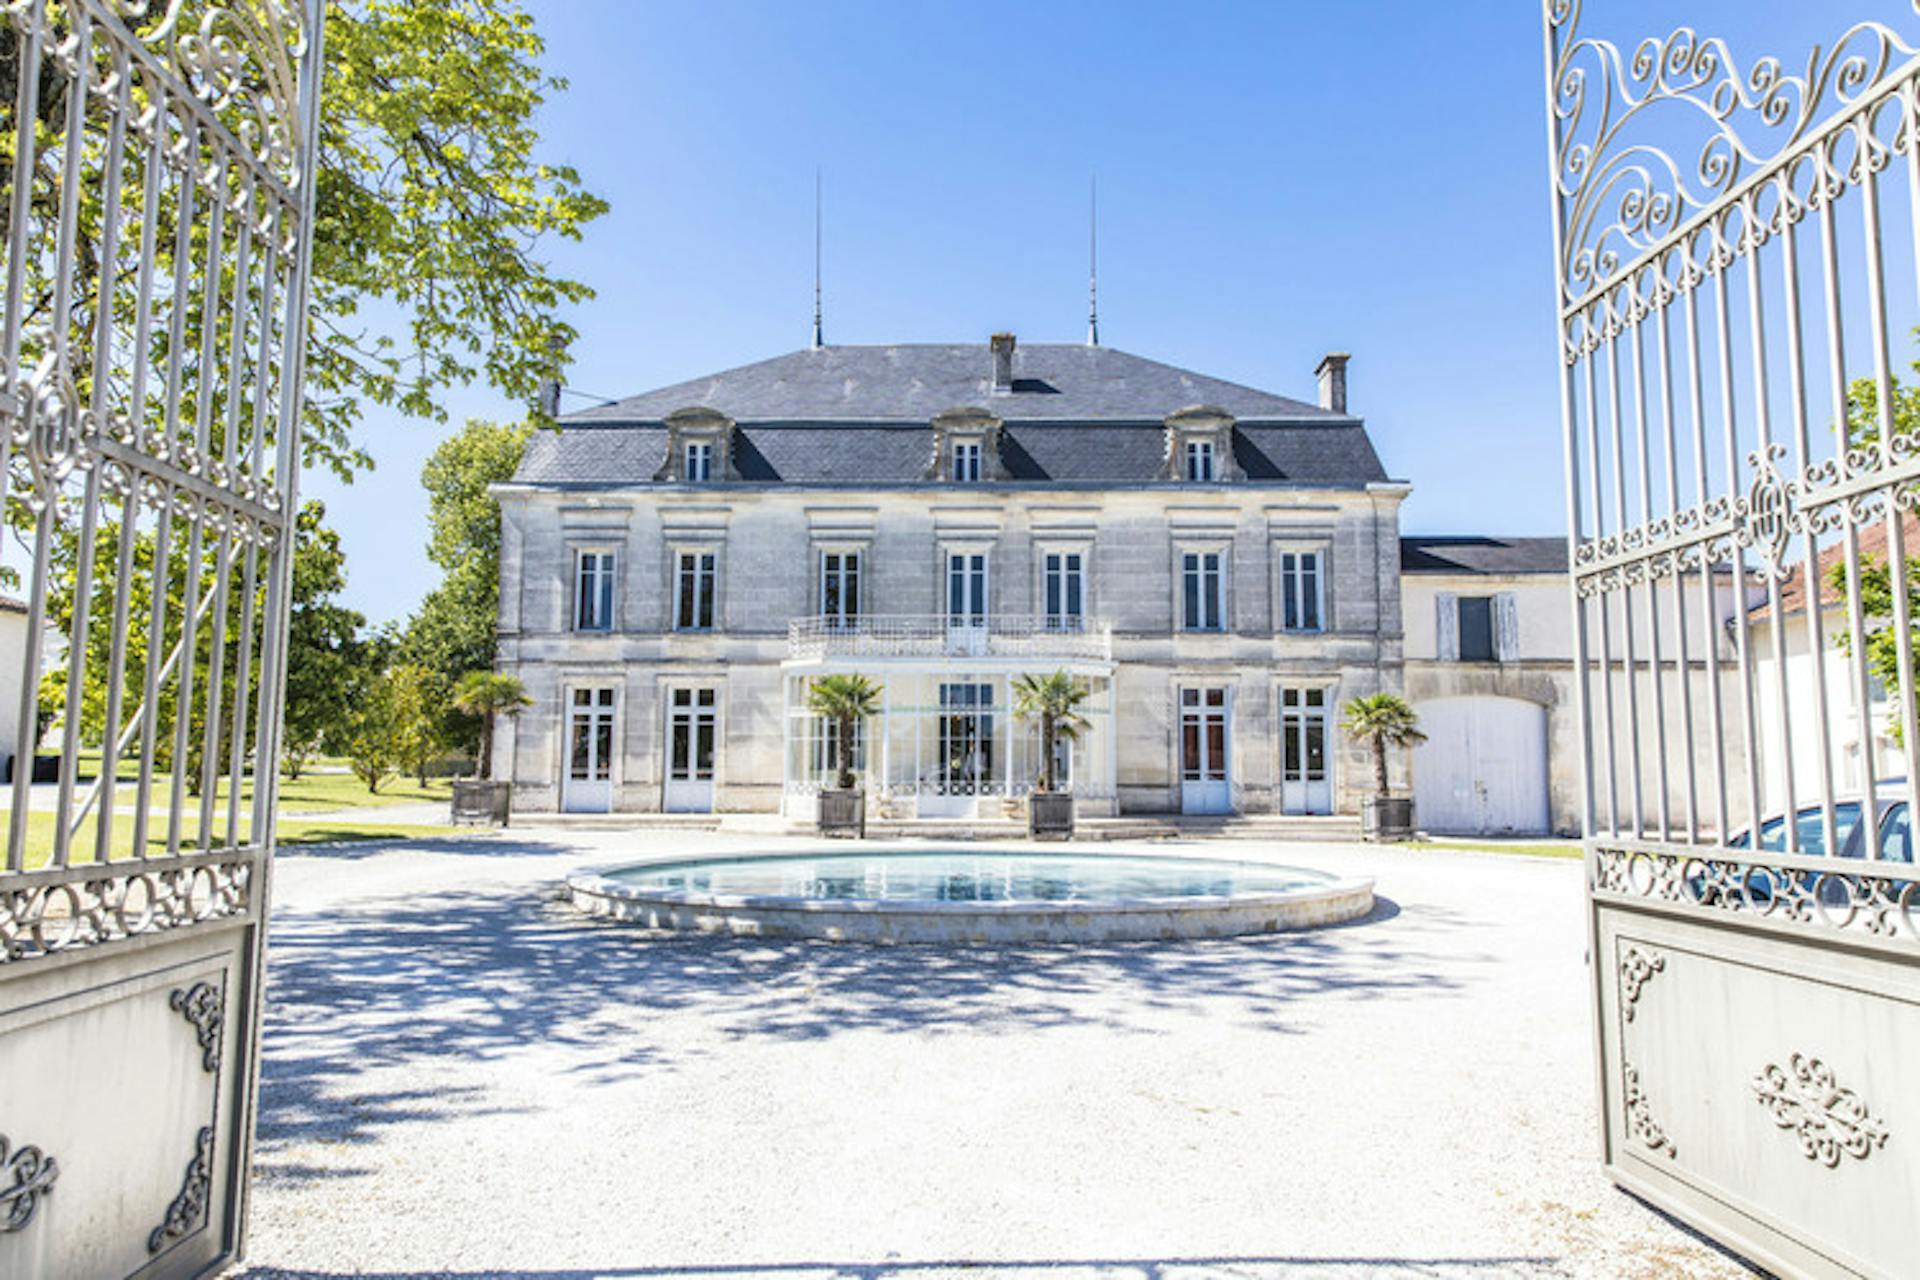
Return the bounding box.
[478,713,494,781]
[1373,730,1389,798]
[1040,711,1055,793]
[836,713,855,791]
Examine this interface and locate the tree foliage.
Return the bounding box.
[38,500,365,785]
[282,503,371,776]
[1339,692,1425,800]
[452,670,531,780]
[1011,670,1090,794]
[307,0,606,476]
[0,0,603,481]
[397,418,531,754]
[805,674,882,792]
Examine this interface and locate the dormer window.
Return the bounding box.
[1185,440,1216,481]
[953,441,983,483]
[1163,405,1237,483]
[658,406,734,483]
[685,441,713,482]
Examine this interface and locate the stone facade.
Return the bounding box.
[493,338,1411,820]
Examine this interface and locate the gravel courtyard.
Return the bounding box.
[239,833,1748,1280]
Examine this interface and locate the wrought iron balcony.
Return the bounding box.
[788,614,1113,663]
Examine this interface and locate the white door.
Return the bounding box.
[1412,696,1550,835]
[1280,687,1332,815]
[563,687,616,813]
[921,682,994,817]
[1180,687,1231,814]
[665,687,717,813]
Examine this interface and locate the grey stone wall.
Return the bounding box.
[495,482,1410,814]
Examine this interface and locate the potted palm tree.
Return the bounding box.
[1340,691,1425,842]
[806,673,882,837]
[450,672,533,826]
[1013,670,1090,839]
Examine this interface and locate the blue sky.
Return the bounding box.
[307,0,1872,625]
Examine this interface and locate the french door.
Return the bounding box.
[945,551,987,654]
[1280,687,1331,815]
[923,682,994,817]
[665,688,718,813]
[564,688,617,813]
[1180,687,1231,814]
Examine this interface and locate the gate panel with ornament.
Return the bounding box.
[1545,3,1920,1274]
[0,1,322,1276]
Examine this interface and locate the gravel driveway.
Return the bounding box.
[238,833,1750,1279]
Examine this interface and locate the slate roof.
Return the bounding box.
[1400,536,1568,576]
[514,343,1391,488]
[562,343,1337,424]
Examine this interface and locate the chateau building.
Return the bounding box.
[491,335,1410,819]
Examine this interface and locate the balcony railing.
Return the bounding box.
[788,614,1113,662]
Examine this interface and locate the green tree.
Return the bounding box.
[805,674,883,792]
[1339,693,1426,800]
[3,0,600,784]
[1829,554,1920,745]
[452,671,532,780]
[2,0,605,481]
[398,419,533,754]
[39,500,367,782]
[282,503,372,777]
[387,663,444,787]
[1829,361,1920,740]
[1011,670,1090,794]
[345,669,400,794]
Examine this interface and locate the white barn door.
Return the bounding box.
[1412,697,1549,835]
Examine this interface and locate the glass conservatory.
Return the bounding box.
[781,615,1117,819]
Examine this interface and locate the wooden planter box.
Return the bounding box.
[451,780,513,827]
[1029,791,1075,840]
[1362,796,1414,843]
[817,788,866,838]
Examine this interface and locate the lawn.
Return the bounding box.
[1406,838,1583,860]
[1,809,463,870]
[72,751,456,812]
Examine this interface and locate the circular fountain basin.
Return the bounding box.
[565,848,1374,943]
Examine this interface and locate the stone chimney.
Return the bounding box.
[1316,352,1350,414]
[990,332,1016,395]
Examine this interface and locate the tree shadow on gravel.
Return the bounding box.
[271,833,574,862]
[256,880,1486,1168]
[236,1253,1565,1279]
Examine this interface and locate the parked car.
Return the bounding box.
[1727,780,1910,855]
[1704,785,1914,907]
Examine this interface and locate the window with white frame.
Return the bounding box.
[820,550,861,625]
[1184,439,1216,482]
[808,715,866,781]
[953,440,983,483]
[1043,551,1084,630]
[1182,550,1225,631]
[685,440,713,482]
[574,550,615,632]
[947,550,987,624]
[1279,550,1324,632]
[675,550,717,630]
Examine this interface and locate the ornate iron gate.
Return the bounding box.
[1547,4,1920,1274]
[0,1,321,1275]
